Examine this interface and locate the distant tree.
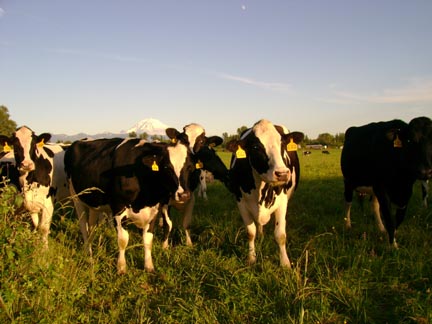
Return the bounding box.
[140,132,149,140]
[151,134,164,142]
[237,126,248,137]
[128,131,137,138]
[0,106,17,136]
[317,133,334,146]
[334,132,345,147]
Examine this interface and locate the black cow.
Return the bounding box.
[341,116,432,247]
[226,119,304,268]
[159,123,229,248]
[0,151,20,189]
[64,131,194,274]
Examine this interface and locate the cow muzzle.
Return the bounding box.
[176,190,191,203]
[19,160,35,172]
[419,167,432,180]
[274,170,289,182]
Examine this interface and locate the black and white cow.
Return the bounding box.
[159,123,229,248]
[341,116,432,247]
[226,119,304,268]
[64,131,195,274]
[0,126,70,247]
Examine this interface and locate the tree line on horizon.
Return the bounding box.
[0,105,345,148]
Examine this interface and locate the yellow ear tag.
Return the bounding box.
[151,160,159,171]
[287,138,298,152]
[37,139,45,148]
[171,138,177,144]
[3,142,12,153]
[209,143,216,148]
[236,146,247,159]
[195,160,203,169]
[393,135,402,148]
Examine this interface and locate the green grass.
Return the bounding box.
[1,149,431,323]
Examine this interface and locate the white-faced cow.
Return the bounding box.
[159,123,229,248]
[64,130,195,274]
[226,119,304,268]
[0,126,70,247]
[341,116,432,248]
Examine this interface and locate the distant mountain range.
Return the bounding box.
[50,118,170,143]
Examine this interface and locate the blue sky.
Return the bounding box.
[1,1,431,138]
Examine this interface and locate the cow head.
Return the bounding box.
[227,119,304,185]
[408,116,432,180]
[164,128,196,203]
[0,126,51,173]
[166,123,229,184]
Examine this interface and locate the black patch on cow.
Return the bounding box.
[26,155,52,187]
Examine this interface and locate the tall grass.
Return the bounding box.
[1,149,431,323]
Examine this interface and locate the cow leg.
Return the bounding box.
[376,194,397,248]
[143,222,155,272]
[86,209,100,256]
[371,195,385,233]
[343,182,354,229]
[30,212,40,230]
[39,201,54,249]
[274,206,291,269]
[75,202,92,254]
[238,204,257,265]
[115,214,129,274]
[159,205,172,249]
[422,180,429,208]
[182,196,195,246]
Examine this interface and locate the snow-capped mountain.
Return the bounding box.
[126,118,169,136]
[51,118,170,142]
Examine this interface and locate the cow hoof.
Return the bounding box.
[145,266,155,273]
[247,255,257,266]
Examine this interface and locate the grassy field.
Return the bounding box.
[1,149,431,323]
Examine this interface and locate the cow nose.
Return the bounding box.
[20,160,35,172]
[177,191,191,202]
[275,170,289,181]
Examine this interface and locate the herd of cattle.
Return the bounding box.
[0,117,430,273]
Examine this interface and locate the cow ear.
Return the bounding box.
[207,136,223,148]
[226,140,240,153]
[385,129,405,148]
[0,135,12,152]
[0,135,10,146]
[274,125,288,136]
[37,133,51,145]
[286,131,304,144]
[165,128,181,140]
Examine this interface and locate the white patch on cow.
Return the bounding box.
[183,123,205,153]
[167,142,189,201]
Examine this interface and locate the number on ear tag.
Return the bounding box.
[236,146,247,159]
[196,160,203,169]
[37,139,45,148]
[3,142,12,153]
[287,138,298,152]
[393,136,402,148]
[152,161,159,171]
